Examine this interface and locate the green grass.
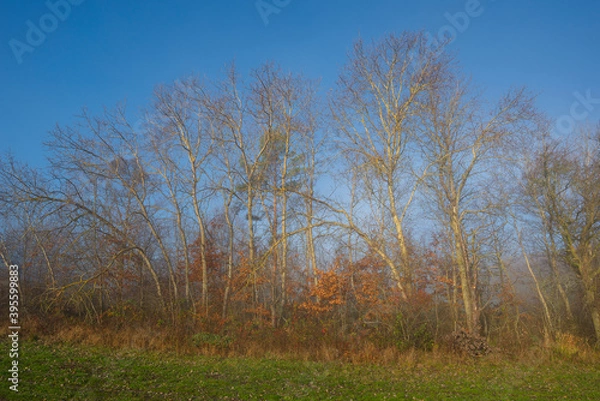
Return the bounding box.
[0,341,599,400]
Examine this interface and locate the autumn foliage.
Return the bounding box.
[1,31,599,362]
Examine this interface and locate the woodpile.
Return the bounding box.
[448,328,491,357]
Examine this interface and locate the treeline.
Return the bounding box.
[1,32,599,351]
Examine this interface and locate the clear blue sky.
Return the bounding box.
[1,0,599,166]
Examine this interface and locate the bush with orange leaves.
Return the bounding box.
[299,268,347,315]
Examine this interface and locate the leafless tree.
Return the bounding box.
[331,32,451,300]
[523,125,600,342]
[418,74,536,333]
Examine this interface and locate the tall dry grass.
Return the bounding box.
[3,314,598,366]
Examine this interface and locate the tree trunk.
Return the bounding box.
[591,305,600,344]
[387,179,413,297]
[584,287,600,343]
[247,186,257,306]
[198,218,209,315]
[451,212,479,333]
[222,195,235,319]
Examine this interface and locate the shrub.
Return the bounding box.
[448,328,491,357]
[191,332,232,350]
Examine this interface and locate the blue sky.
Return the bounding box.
[1,0,599,166]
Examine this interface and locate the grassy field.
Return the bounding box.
[0,340,599,400]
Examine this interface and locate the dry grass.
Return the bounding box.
[5,314,599,367]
